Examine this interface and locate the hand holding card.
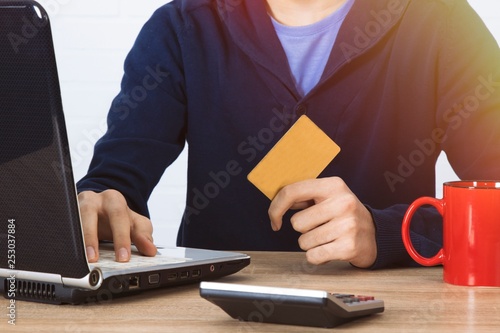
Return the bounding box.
[247,115,341,200]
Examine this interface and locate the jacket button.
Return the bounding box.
[295,104,307,116]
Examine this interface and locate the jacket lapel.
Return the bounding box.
[323,0,411,79]
[218,0,300,100]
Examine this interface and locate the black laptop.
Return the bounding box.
[0,0,250,304]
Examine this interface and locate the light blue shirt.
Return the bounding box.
[271,0,355,96]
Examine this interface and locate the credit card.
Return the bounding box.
[247,115,341,199]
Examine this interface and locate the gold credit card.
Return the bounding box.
[247,115,341,200]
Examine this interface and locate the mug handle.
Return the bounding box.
[401,197,444,266]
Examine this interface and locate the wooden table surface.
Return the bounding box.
[1,251,499,332]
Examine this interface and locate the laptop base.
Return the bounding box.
[2,257,249,305]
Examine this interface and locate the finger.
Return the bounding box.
[269,179,329,231]
[101,190,132,262]
[78,192,100,263]
[305,242,342,265]
[289,200,314,210]
[304,229,358,265]
[290,199,337,233]
[302,217,376,267]
[297,219,339,251]
[129,210,157,257]
[291,183,363,234]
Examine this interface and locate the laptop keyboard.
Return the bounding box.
[89,247,191,273]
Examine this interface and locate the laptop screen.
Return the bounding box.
[0,3,89,279]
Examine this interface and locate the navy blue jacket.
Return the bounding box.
[77,0,500,268]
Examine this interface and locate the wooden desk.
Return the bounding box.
[1,252,499,332]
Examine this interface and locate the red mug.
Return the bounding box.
[402,181,500,287]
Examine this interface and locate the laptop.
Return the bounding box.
[0,0,250,304]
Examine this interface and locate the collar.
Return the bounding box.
[218,0,411,95]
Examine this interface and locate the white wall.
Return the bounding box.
[44,0,500,246]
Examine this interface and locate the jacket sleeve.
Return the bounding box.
[370,1,500,269]
[76,5,188,217]
[436,1,500,179]
[369,205,443,269]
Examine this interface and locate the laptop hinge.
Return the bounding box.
[1,268,102,290]
[62,268,103,290]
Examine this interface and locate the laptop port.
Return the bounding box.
[192,269,201,278]
[167,273,177,281]
[180,271,189,279]
[128,276,140,290]
[148,273,160,285]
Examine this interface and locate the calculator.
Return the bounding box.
[199,281,384,328]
